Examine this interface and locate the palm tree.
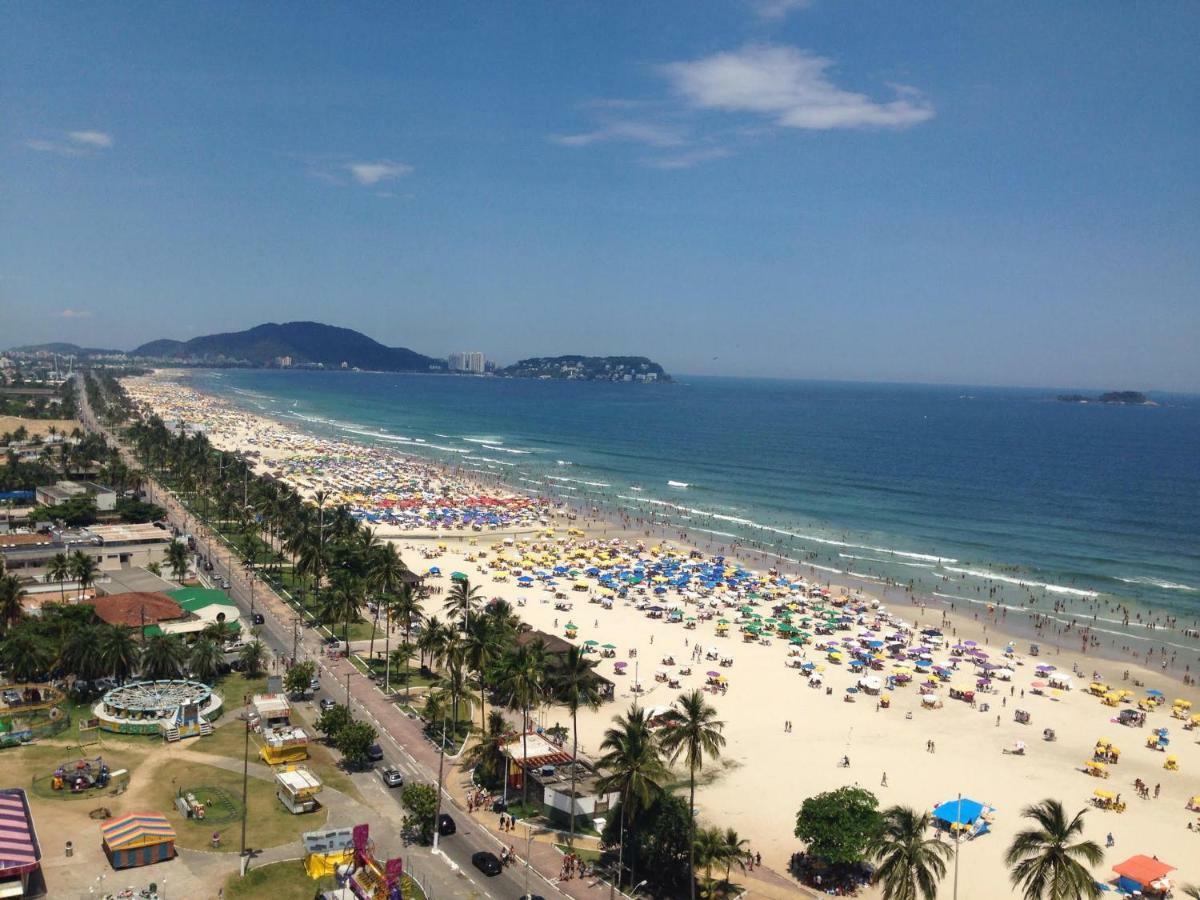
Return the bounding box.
[140,634,187,679]
[443,578,483,631]
[462,613,501,739]
[595,705,669,891]
[498,640,549,808]
[239,639,267,677]
[870,806,953,900]
[388,582,423,696]
[389,643,415,696]
[659,689,727,900]
[366,542,406,667]
[327,573,362,650]
[69,550,99,600]
[47,552,71,602]
[693,826,726,896]
[1005,799,1104,900]
[166,540,189,582]
[0,627,53,681]
[188,639,224,683]
[417,615,451,671]
[462,709,512,787]
[550,645,602,847]
[720,828,750,886]
[59,624,105,682]
[98,624,139,683]
[0,575,26,634]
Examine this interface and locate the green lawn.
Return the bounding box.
[150,759,327,852]
[223,860,336,899]
[223,860,426,900]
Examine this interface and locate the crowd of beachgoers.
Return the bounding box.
[126,371,1200,896]
[123,375,551,533]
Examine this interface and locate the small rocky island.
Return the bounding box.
[1057,391,1154,405]
[497,355,671,382]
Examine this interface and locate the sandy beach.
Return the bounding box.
[127,371,1200,897]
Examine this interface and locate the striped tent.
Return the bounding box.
[101,813,176,869]
[0,789,42,884]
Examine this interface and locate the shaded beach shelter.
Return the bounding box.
[101,812,176,869]
[428,567,441,576]
[932,798,992,836]
[1112,855,1174,895]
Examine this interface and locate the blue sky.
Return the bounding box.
[2,1,1198,390]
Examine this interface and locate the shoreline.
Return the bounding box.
[126,370,1200,895]
[142,368,1200,686]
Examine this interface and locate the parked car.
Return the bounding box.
[2,690,21,706]
[471,852,502,876]
[251,613,265,625]
[366,744,384,763]
[379,767,404,788]
[436,814,456,836]
[309,677,321,692]
[319,698,337,712]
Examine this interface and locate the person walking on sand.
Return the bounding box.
[881,771,888,787]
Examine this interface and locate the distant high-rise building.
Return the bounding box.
[448,351,485,374]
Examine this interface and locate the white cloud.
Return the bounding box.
[55,309,92,319]
[662,44,934,130]
[25,130,114,156]
[346,161,413,186]
[642,147,733,170]
[747,0,812,20]
[551,120,686,148]
[68,130,114,148]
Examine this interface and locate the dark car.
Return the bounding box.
[379,766,404,788]
[319,697,337,712]
[251,613,265,625]
[366,743,384,762]
[436,814,456,836]
[471,852,502,876]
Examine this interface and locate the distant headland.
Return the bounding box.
[1057,391,1155,405]
[7,322,671,382]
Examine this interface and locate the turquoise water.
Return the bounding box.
[188,370,1200,632]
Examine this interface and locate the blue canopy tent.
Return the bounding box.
[932,798,993,837]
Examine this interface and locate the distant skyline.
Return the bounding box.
[2,2,1198,391]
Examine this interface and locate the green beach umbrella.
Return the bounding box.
[584,639,599,646]
[602,643,617,649]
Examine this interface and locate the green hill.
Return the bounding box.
[131,322,444,372]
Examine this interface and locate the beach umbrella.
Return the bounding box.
[583,639,599,646]
[707,671,720,677]
[601,643,617,649]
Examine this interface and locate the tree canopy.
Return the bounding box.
[795,786,884,867]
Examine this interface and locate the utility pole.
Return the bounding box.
[952,792,961,900]
[292,617,301,663]
[240,718,250,868]
[345,671,351,709]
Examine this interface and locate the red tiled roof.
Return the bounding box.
[91,592,184,628]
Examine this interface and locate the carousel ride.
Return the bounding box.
[93,680,223,741]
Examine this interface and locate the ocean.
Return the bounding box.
[186,369,1200,635]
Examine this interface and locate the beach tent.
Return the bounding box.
[932,798,989,833]
[1112,855,1174,895]
[101,813,176,869]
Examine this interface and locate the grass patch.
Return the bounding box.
[151,759,327,852]
[223,860,337,900]
[223,861,428,900]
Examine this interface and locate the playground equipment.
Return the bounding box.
[52,757,110,793]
